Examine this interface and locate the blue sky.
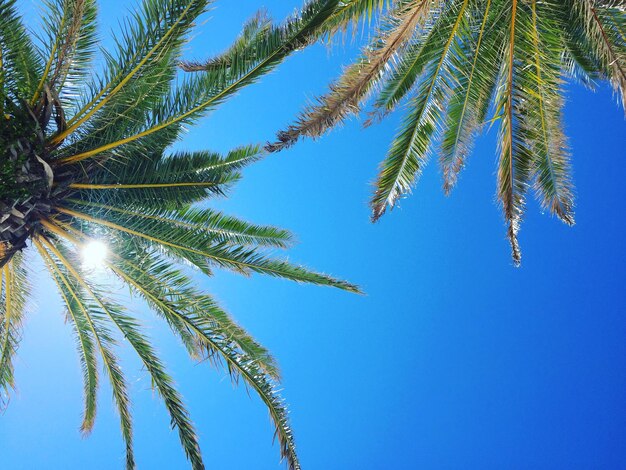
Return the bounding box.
[2,1,625,469]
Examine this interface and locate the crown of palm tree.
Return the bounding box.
[269,0,625,265]
[0,1,355,469]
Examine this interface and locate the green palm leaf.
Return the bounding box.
[33,0,98,107]
[371,0,471,220]
[0,0,42,98]
[0,253,28,407]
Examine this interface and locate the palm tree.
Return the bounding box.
[269,0,625,265]
[0,0,354,468]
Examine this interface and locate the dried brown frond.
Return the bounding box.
[267,0,440,153]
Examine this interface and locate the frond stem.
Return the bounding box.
[67,182,217,190]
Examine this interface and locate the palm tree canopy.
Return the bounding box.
[0,1,356,469]
[269,0,626,265]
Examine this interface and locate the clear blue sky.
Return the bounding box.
[2,1,625,469]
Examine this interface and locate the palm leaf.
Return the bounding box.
[439,0,504,193]
[32,0,98,106]
[0,253,28,407]
[371,0,471,220]
[35,237,134,468]
[0,0,42,98]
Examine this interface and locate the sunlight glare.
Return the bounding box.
[82,240,108,268]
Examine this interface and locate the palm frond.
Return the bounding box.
[34,237,134,468]
[439,0,504,193]
[525,0,574,224]
[320,0,388,35]
[0,253,28,408]
[495,0,531,265]
[179,11,272,72]
[0,0,42,98]
[563,0,626,109]
[67,146,262,209]
[53,205,360,292]
[42,216,299,468]
[65,200,293,249]
[371,0,471,220]
[32,0,98,107]
[108,259,301,469]
[39,240,99,434]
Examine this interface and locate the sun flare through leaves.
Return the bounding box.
[81,239,107,269]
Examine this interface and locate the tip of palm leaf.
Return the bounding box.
[442,171,460,196]
[264,141,285,153]
[178,61,207,72]
[334,279,364,294]
[508,225,522,268]
[370,201,388,223]
[350,284,365,295]
[560,216,575,227]
[79,422,95,437]
[363,108,389,129]
[264,130,298,153]
[555,207,575,227]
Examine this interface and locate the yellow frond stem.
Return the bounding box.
[67,182,217,189]
[53,205,190,250]
[65,199,199,230]
[52,205,287,276]
[0,264,13,364]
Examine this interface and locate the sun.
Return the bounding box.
[82,240,108,269]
